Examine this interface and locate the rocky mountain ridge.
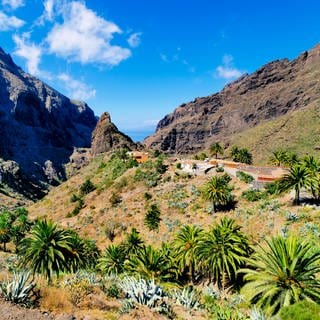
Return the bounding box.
[144,44,320,154]
[0,47,98,198]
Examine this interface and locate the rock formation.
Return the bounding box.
[91,112,136,156]
[0,46,97,197]
[144,44,320,154]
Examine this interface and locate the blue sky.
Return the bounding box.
[1,0,320,139]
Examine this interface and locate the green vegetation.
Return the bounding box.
[5,150,320,318]
[230,145,253,164]
[210,142,224,159]
[236,170,254,184]
[144,203,161,231]
[202,174,234,212]
[241,236,320,316]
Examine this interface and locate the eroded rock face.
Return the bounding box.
[144,44,320,154]
[91,112,136,156]
[0,47,97,197]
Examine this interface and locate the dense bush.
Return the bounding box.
[236,171,254,183]
[242,189,267,202]
[144,204,161,231]
[80,179,96,196]
[279,300,320,320]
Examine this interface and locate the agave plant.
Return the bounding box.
[119,276,172,316]
[0,270,36,307]
[171,286,201,310]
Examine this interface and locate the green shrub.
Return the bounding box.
[216,166,224,173]
[67,197,84,217]
[144,204,161,231]
[242,189,267,202]
[80,179,96,196]
[236,171,254,183]
[70,193,79,203]
[279,300,320,320]
[144,192,152,201]
[109,192,122,207]
[176,163,182,170]
[264,181,279,195]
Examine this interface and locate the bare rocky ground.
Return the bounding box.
[0,299,56,320]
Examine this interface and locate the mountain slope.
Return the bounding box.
[0,47,97,198]
[144,44,320,155]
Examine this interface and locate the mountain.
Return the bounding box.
[144,44,320,156]
[91,112,136,156]
[0,47,97,199]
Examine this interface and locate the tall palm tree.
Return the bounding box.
[97,244,126,275]
[240,236,320,316]
[278,163,313,204]
[210,142,224,159]
[202,176,233,212]
[173,225,203,283]
[125,245,177,282]
[196,217,251,289]
[19,220,74,283]
[269,149,287,167]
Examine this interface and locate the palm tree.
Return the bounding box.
[0,211,12,251]
[173,225,203,283]
[19,220,74,283]
[125,245,177,282]
[122,228,144,257]
[202,176,233,212]
[278,163,313,204]
[210,142,224,159]
[269,149,287,166]
[196,217,251,289]
[97,244,126,275]
[240,236,320,316]
[303,155,320,200]
[235,148,253,164]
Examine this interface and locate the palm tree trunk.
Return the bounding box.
[294,188,300,205]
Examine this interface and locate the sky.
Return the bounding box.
[1,0,320,140]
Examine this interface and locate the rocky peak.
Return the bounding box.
[91,112,136,156]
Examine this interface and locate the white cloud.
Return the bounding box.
[12,34,46,77]
[127,32,141,48]
[58,73,96,101]
[36,0,56,25]
[215,54,243,80]
[46,1,131,66]
[2,0,25,10]
[0,11,24,30]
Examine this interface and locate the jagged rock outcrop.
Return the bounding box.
[144,44,320,154]
[91,112,136,156]
[0,46,97,197]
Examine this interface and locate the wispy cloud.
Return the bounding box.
[58,73,96,101]
[127,32,142,48]
[0,11,24,30]
[46,1,131,66]
[1,0,25,10]
[12,33,51,78]
[36,0,56,25]
[215,54,243,80]
[160,47,195,72]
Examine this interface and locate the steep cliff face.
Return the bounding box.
[91,112,136,156]
[144,44,320,154]
[0,47,97,197]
